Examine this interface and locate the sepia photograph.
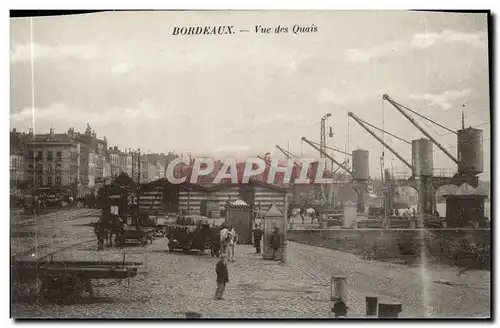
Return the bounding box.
[9,9,491,319]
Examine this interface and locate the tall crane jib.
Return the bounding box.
[382,94,459,166]
[301,137,353,176]
[347,112,413,172]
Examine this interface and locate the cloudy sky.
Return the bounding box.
[10,11,490,180]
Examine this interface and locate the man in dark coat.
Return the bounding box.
[270,227,281,261]
[253,224,263,254]
[214,254,229,300]
[300,206,306,224]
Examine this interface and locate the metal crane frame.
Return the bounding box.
[347,112,414,171]
[304,140,352,157]
[383,94,459,164]
[301,137,354,176]
[275,145,303,170]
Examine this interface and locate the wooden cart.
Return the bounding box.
[12,258,142,304]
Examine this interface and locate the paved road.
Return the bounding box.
[11,210,490,318]
[11,208,100,259]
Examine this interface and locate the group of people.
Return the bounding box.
[214,223,283,301]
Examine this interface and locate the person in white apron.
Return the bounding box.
[220,226,230,257]
[227,227,238,262]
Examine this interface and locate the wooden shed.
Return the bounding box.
[443,182,488,228]
[225,199,254,245]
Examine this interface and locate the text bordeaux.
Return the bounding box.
[173,26,235,35]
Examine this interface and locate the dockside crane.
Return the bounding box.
[302,136,372,214]
[381,94,463,216]
[347,112,413,218]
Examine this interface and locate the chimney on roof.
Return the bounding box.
[12,128,16,133]
[50,127,54,137]
[28,128,33,136]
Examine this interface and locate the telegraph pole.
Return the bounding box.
[137,149,141,219]
[320,113,332,204]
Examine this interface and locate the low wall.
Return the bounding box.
[287,228,490,269]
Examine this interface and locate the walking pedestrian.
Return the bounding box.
[214,254,229,300]
[253,224,263,254]
[270,227,281,261]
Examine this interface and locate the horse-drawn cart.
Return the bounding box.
[166,215,211,253]
[116,226,155,247]
[12,257,142,304]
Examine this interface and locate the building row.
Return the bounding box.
[9,124,178,196]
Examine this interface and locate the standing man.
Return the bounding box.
[300,206,306,224]
[252,224,263,254]
[214,254,229,300]
[270,227,281,261]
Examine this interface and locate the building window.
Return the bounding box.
[55,176,61,185]
[37,151,43,160]
[47,176,53,185]
[48,164,53,173]
[57,151,62,159]
[28,150,34,159]
[37,175,43,186]
[47,151,53,161]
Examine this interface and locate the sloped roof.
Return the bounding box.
[204,178,287,192]
[227,199,252,209]
[265,204,284,217]
[455,183,479,196]
[444,182,488,198]
[231,199,248,206]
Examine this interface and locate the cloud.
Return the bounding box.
[345,43,400,63]
[346,29,486,63]
[10,101,162,131]
[10,43,99,63]
[410,30,486,49]
[213,145,250,153]
[409,89,472,111]
[111,62,132,74]
[318,89,347,105]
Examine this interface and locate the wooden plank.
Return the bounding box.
[31,267,138,279]
[13,260,143,267]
